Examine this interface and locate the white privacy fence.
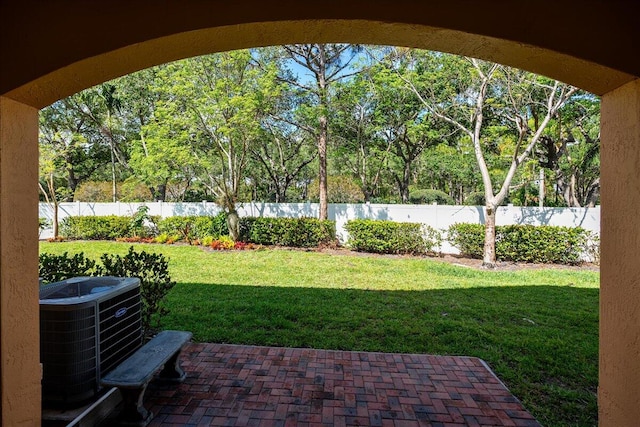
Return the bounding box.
[40,202,600,254]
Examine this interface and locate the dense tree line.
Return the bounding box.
[39,45,600,264]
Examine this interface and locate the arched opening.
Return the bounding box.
[2,2,639,425]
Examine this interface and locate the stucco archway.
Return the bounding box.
[2,2,639,425]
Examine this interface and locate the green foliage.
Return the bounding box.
[201,235,215,246]
[419,143,479,205]
[239,217,335,247]
[156,217,194,241]
[39,47,598,209]
[39,252,97,283]
[408,189,454,205]
[61,215,133,240]
[154,232,178,244]
[307,175,366,203]
[39,247,176,334]
[39,217,50,233]
[119,179,153,202]
[130,205,151,237]
[345,219,441,255]
[73,181,113,202]
[583,232,600,265]
[156,213,228,243]
[464,192,486,206]
[447,223,594,264]
[447,223,485,258]
[95,246,176,334]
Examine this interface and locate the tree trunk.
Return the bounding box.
[66,163,79,201]
[538,168,545,208]
[401,161,411,203]
[318,115,328,220]
[562,173,582,207]
[110,147,117,202]
[483,206,497,267]
[151,183,167,202]
[53,199,59,239]
[317,44,329,220]
[400,185,409,204]
[227,209,240,242]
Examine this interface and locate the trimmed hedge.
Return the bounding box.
[60,215,133,240]
[446,223,485,258]
[345,219,441,255]
[156,213,228,242]
[447,223,595,264]
[239,217,335,248]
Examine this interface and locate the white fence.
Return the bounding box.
[40,202,600,254]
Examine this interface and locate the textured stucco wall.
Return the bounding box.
[0,97,41,426]
[600,78,640,427]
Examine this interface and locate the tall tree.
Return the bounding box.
[283,44,360,219]
[129,101,199,202]
[39,99,111,199]
[402,50,578,266]
[331,68,392,201]
[419,142,480,204]
[370,53,443,202]
[250,120,317,202]
[146,50,281,239]
[249,48,318,202]
[117,67,172,200]
[38,121,83,237]
[62,84,129,201]
[536,93,601,207]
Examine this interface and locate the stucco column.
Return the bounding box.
[600,79,640,426]
[0,97,41,426]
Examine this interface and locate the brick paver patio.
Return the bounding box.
[144,343,541,427]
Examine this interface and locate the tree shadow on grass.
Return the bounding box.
[162,283,598,427]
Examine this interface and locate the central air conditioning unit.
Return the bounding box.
[39,276,143,406]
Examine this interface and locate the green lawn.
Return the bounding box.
[40,241,599,427]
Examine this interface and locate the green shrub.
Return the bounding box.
[447,222,594,264]
[119,178,153,202]
[584,231,600,265]
[447,223,485,258]
[60,215,133,240]
[464,192,486,206]
[39,248,176,335]
[239,217,335,247]
[194,212,228,238]
[201,235,215,246]
[96,246,176,335]
[130,205,152,237]
[156,216,193,241]
[154,232,179,244]
[39,217,50,231]
[39,252,97,283]
[307,175,365,203]
[73,181,114,202]
[238,217,257,242]
[345,219,441,255]
[409,189,454,205]
[157,213,228,243]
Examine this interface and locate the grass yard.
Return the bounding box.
[40,241,599,427]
